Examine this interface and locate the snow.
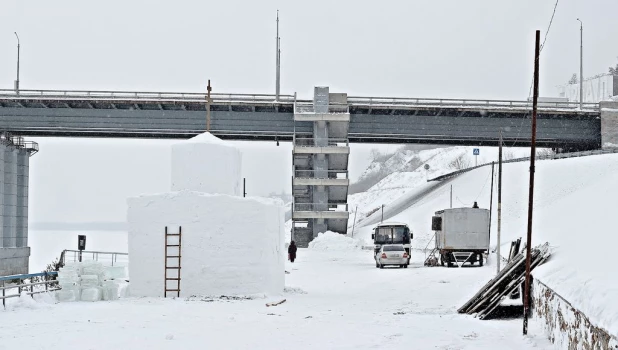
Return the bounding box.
[354,151,618,336]
[171,132,242,196]
[307,231,362,251]
[0,249,552,349]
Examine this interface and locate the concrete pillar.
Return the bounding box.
[601,101,618,148]
[16,149,29,248]
[0,144,4,247]
[3,147,17,248]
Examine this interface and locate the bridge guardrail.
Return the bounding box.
[0,89,297,104]
[294,102,350,114]
[348,96,599,111]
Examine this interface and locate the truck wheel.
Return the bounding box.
[479,253,484,266]
[379,264,384,269]
[440,254,445,266]
[404,264,408,269]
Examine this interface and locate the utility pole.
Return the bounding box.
[351,205,358,238]
[488,162,495,242]
[497,133,503,274]
[206,80,212,132]
[450,185,453,209]
[243,178,246,197]
[14,32,20,93]
[381,204,385,223]
[275,10,281,101]
[577,19,583,109]
[523,29,541,336]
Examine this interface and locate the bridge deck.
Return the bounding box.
[0,89,602,149]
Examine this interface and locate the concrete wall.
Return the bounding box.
[532,279,618,350]
[0,247,30,276]
[558,74,617,103]
[601,101,618,148]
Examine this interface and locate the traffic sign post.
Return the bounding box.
[473,148,480,166]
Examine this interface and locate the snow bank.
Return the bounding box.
[355,151,618,335]
[308,231,362,251]
[128,191,285,297]
[171,132,242,196]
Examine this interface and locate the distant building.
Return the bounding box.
[558,74,618,103]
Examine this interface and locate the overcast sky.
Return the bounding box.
[1,0,616,223]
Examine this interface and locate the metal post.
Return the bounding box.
[243,178,246,197]
[497,133,503,275]
[523,29,541,336]
[14,32,20,93]
[381,204,384,223]
[450,185,453,209]
[488,162,495,241]
[275,10,280,101]
[577,19,583,109]
[351,205,358,237]
[206,80,212,132]
[2,281,5,309]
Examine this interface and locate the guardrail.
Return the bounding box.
[294,170,348,179]
[294,102,350,114]
[348,96,600,111]
[1,272,60,309]
[293,137,349,147]
[60,249,128,267]
[428,148,618,182]
[293,203,349,212]
[0,89,297,104]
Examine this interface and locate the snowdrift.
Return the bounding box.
[308,231,362,251]
[356,151,618,335]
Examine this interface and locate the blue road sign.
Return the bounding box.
[473,148,480,155]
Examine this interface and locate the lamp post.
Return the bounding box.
[14,32,20,93]
[577,18,583,109]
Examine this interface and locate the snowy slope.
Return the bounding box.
[348,146,531,236]
[355,152,618,335]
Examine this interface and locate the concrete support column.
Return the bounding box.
[601,101,618,148]
[3,147,17,248]
[16,149,29,248]
[0,144,5,247]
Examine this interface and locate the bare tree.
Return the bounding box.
[502,150,515,161]
[449,154,471,170]
[610,57,618,76]
[568,73,578,84]
[536,148,554,158]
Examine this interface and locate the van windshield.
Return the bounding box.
[374,226,410,244]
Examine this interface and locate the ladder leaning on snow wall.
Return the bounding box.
[0,271,60,309]
[532,279,618,350]
[427,148,618,182]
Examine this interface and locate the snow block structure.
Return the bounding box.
[171,133,242,196]
[127,133,285,298]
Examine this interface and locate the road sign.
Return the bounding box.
[473,148,480,156]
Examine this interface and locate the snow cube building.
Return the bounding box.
[127,133,285,297]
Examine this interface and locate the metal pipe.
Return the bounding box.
[275,10,280,101]
[14,32,20,93]
[523,29,541,336]
[577,19,583,109]
[497,132,503,275]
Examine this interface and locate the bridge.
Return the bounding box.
[0,88,604,150]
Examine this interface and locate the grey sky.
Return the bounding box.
[1,0,616,223]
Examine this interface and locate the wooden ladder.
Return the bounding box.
[164,226,182,298]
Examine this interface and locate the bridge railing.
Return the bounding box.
[293,136,349,147]
[294,170,348,179]
[60,249,128,267]
[294,102,350,114]
[0,89,297,104]
[293,203,349,212]
[348,96,600,111]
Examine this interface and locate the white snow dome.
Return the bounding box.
[171,132,242,196]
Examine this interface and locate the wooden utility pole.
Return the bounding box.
[523,29,541,336]
[497,132,503,275]
[206,80,212,132]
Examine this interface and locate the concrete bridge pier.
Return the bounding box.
[0,133,37,276]
[601,101,618,148]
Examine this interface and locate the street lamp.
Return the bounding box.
[14,32,20,93]
[577,19,583,109]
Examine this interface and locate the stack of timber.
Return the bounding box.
[458,242,551,320]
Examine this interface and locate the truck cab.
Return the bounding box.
[371,222,412,259]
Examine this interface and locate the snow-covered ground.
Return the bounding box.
[353,152,618,337]
[1,244,552,350]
